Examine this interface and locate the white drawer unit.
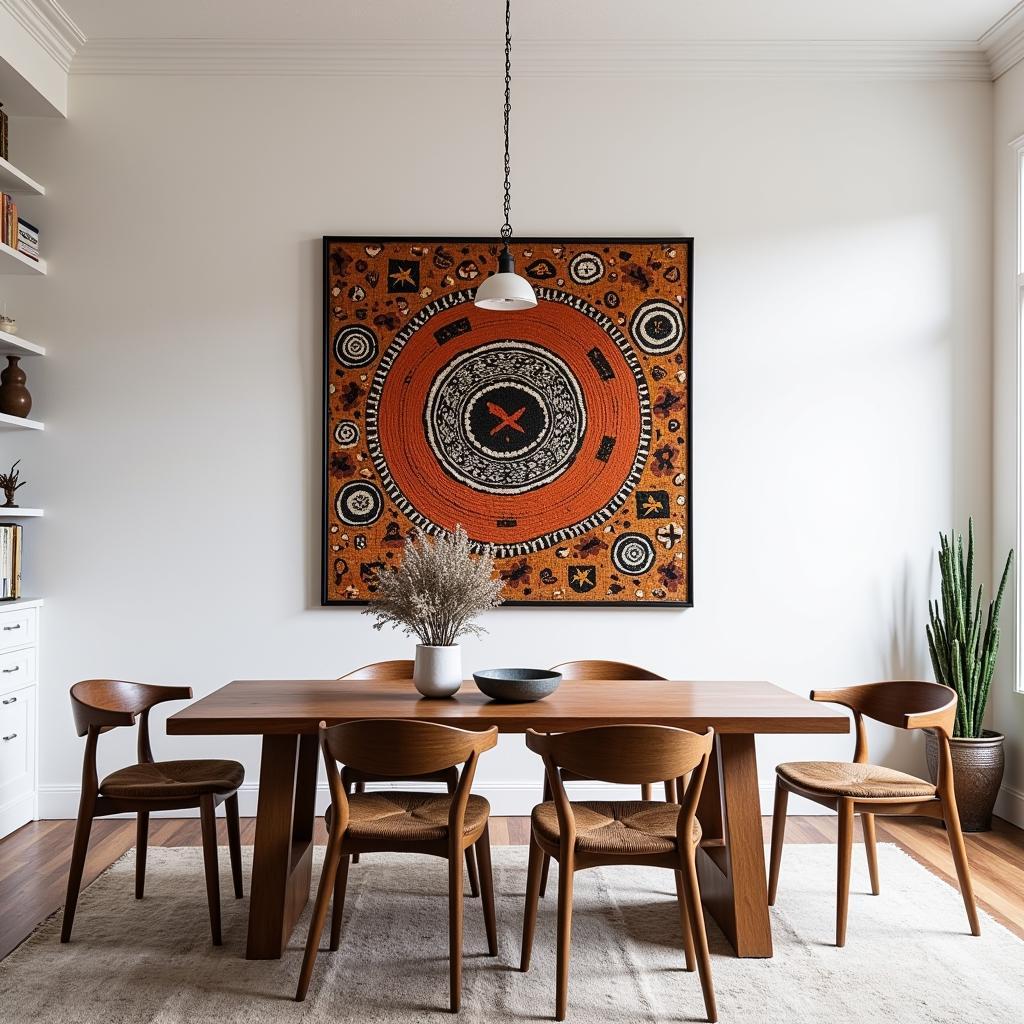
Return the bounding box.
[0,599,41,839]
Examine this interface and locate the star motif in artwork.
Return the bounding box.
[389,265,416,287]
[640,495,663,517]
[571,568,592,587]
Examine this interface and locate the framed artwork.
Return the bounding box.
[322,237,692,606]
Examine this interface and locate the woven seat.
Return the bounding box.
[325,791,490,842]
[532,800,702,856]
[776,761,936,800]
[100,758,245,800]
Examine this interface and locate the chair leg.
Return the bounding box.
[448,843,465,1013]
[475,824,498,956]
[520,832,544,972]
[135,811,149,900]
[767,779,788,906]
[941,795,981,936]
[555,854,575,1022]
[465,846,480,899]
[861,812,880,896]
[641,782,653,801]
[352,781,365,865]
[60,795,95,943]
[539,852,551,899]
[199,795,222,946]
[225,793,243,898]
[330,853,350,951]
[836,798,854,947]
[680,847,717,1023]
[295,838,343,1001]
[664,778,678,803]
[674,869,697,972]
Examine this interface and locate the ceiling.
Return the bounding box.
[56,1,1019,44]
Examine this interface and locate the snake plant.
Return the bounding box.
[926,518,1014,738]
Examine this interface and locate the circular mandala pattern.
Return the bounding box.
[334,324,379,368]
[334,420,360,448]
[569,251,605,286]
[611,532,656,575]
[335,481,383,526]
[366,289,651,557]
[424,341,586,495]
[629,299,685,355]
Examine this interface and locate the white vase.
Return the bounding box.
[414,644,462,698]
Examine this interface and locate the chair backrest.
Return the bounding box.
[811,680,958,788]
[337,660,414,681]
[550,660,665,681]
[69,679,192,737]
[526,724,714,854]
[319,719,498,845]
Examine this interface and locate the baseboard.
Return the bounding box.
[0,791,35,838]
[38,780,830,820]
[994,782,1024,829]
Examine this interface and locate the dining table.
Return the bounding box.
[167,677,849,960]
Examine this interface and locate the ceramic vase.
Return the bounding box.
[413,644,462,698]
[0,356,32,418]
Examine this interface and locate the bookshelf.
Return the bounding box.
[0,156,44,197]
[0,508,41,517]
[0,330,45,358]
[0,241,44,275]
[0,412,43,432]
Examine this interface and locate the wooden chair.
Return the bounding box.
[338,660,479,895]
[295,719,499,1010]
[768,680,980,947]
[538,660,670,899]
[521,724,717,1023]
[61,680,244,946]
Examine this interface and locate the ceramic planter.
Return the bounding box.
[925,729,1005,832]
[413,644,462,698]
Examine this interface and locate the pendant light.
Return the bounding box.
[474,0,537,311]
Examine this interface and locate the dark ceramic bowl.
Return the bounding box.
[473,668,562,703]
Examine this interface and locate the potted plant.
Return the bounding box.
[925,518,1014,831]
[364,525,504,698]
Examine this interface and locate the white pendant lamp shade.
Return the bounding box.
[475,247,537,310]
[474,0,536,312]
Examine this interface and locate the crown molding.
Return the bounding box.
[1,0,86,72]
[71,37,993,81]
[980,1,1024,78]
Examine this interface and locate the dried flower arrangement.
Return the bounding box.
[364,526,504,647]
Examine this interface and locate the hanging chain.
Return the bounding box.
[500,0,513,242]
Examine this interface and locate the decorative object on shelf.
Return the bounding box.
[0,459,26,507]
[363,525,504,698]
[323,236,692,606]
[0,522,22,599]
[0,102,7,160]
[1,192,19,249]
[925,517,1014,831]
[0,355,31,417]
[473,668,561,703]
[0,302,14,333]
[473,0,536,311]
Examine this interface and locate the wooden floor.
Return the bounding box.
[1,814,1022,962]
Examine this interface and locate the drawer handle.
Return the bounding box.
[1,696,15,704]
[2,733,16,741]
[2,624,21,631]
[2,666,18,673]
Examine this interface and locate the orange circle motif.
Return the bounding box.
[366,290,651,556]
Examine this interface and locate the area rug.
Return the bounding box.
[0,845,1019,1022]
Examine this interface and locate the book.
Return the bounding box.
[0,523,22,600]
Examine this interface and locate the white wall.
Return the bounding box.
[992,59,1024,829]
[4,70,994,816]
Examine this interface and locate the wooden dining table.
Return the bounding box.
[167,677,848,960]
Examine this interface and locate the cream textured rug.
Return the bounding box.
[1,844,1020,1022]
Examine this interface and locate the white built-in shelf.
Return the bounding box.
[0,412,43,432]
[0,331,45,357]
[0,508,42,518]
[0,157,44,197]
[0,242,45,276]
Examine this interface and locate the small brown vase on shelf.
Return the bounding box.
[0,356,32,418]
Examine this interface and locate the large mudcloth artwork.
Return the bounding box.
[322,238,692,606]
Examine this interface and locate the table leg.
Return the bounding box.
[246,733,319,959]
[695,733,773,957]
